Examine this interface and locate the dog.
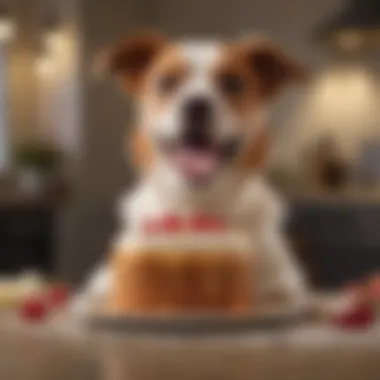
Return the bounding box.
[72,31,309,315]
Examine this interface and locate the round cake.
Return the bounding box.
[108,216,255,315]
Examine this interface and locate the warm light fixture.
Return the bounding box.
[36,55,55,77]
[0,2,14,42]
[35,9,62,77]
[335,29,363,51]
[43,12,62,52]
[314,0,380,51]
[35,46,55,77]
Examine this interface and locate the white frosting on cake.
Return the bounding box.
[112,230,252,254]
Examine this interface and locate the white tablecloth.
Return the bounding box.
[1,315,380,380]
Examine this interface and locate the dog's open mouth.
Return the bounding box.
[158,135,242,183]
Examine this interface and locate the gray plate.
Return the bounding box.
[88,305,314,335]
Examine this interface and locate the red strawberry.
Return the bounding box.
[333,301,375,330]
[161,214,183,232]
[20,296,48,323]
[47,283,70,308]
[189,215,226,232]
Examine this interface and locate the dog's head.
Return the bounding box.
[101,32,305,186]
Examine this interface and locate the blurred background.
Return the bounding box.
[0,0,380,293]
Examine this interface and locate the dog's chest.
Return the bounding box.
[124,178,277,235]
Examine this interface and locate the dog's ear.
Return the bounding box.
[96,31,168,92]
[239,36,307,99]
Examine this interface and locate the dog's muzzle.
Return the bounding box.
[156,97,243,184]
[157,133,243,184]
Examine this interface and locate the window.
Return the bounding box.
[0,45,8,172]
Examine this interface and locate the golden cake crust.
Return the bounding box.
[109,231,254,314]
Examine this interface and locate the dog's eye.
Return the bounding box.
[157,74,180,94]
[219,73,244,96]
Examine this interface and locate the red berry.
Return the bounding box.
[47,283,70,308]
[20,296,48,322]
[334,302,375,330]
[189,215,226,232]
[162,214,183,232]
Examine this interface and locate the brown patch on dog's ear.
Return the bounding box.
[128,127,155,172]
[99,32,168,92]
[239,127,271,173]
[240,37,307,99]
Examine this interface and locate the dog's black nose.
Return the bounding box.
[183,97,213,147]
[184,97,213,127]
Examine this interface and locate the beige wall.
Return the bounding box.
[6,0,80,148]
[58,0,148,283]
[8,0,39,143]
[37,0,81,155]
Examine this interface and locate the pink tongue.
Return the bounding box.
[174,149,218,179]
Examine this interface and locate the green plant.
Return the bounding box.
[14,143,62,173]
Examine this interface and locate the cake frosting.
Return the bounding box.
[112,230,252,254]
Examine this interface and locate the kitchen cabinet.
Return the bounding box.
[0,201,55,275]
[288,200,380,289]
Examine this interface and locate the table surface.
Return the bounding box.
[1,312,380,380]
